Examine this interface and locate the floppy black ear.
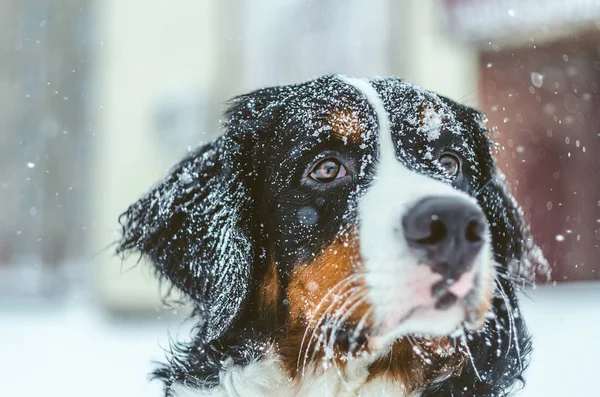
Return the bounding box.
[463,110,548,282]
[117,135,255,342]
[117,87,289,342]
[478,164,549,283]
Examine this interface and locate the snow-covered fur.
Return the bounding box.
[117,75,547,396]
[169,349,421,397]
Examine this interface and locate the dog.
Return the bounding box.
[117,75,546,396]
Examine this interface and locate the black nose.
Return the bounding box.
[402,196,486,279]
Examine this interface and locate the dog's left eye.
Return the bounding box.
[439,153,460,177]
[310,158,347,183]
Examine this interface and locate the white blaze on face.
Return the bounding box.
[337,76,493,346]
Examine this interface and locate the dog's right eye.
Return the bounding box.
[310,158,347,183]
[438,153,461,177]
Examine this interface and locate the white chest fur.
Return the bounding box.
[169,351,417,397]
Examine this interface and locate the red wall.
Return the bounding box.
[480,35,600,281]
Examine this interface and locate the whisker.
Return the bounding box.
[330,348,361,397]
[456,87,478,105]
[494,277,514,354]
[350,307,373,352]
[495,277,524,371]
[308,291,366,369]
[301,281,364,377]
[326,294,368,356]
[475,176,496,195]
[298,274,362,374]
[301,286,358,377]
[461,334,482,382]
[325,293,369,396]
[493,261,534,287]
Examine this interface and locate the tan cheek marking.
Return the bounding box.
[368,337,467,393]
[287,229,368,326]
[330,109,365,144]
[278,228,370,377]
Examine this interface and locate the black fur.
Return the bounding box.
[117,75,544,396]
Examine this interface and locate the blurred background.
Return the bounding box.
[0,0,598,395]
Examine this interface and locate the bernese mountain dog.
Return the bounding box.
[117,75,547,396]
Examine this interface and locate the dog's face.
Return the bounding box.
[118,75,537,365]
[254,76,495,354]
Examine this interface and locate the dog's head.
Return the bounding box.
[118,75,542,361]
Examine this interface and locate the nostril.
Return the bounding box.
[465,220,484,243]
[416,218,447,245]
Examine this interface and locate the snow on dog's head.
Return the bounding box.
[117,75,544,386]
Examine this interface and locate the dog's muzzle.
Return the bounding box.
[403,196,487,305]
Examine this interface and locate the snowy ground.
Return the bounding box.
[1,282,598,396]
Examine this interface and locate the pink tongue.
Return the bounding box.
[448,270,476,298]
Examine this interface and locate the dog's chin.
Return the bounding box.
[366,295,489,354]
[367,306,462,353]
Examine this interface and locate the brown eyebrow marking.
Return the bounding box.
[417,103,442,125]
[329,108,366,144]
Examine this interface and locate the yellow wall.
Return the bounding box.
[398,0,478,102]
[92,0,219,311]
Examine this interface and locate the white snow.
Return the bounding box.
[0,282,598,396]
[0,299,186,397]
[519,282,600,396]
[530,72,544,88]
[419,106,444,141]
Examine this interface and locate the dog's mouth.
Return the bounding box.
[320,300,486,360]
[298,262,494,366]
[329,273,492,356]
